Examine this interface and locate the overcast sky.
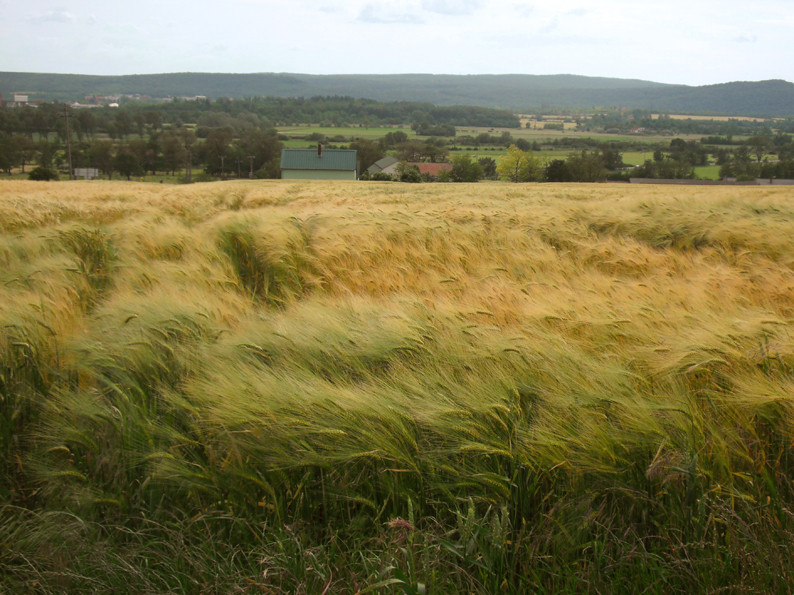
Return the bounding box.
[2,0,792,86]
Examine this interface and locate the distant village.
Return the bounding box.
[0,92,206,109]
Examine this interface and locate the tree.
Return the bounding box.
[0,135,16,174]
[515,138,532,151]
[634,157,694,180]
[124,138,159,175]
[449,154,483,182]
[667,138,707,166]
[236,128,282,178]
[0,134,34,174]
[349,138,385,174]
[478,157,497,180]
[127,139,149,164]
[75,110,97,141]
[28,166,59,181]
[145,110,162,136]
[16,135,36,173]
[179,127,197,182]
[544,159,572,182]
[719,145,758,181]
[565,151,608,182]
[114,148,143,180]
[37,139,60,169]
[397,162,422,183]
[383,130,408,147]
[201,130,234,176]
[90,140,114,179]
[748,134,772,164]
[143,135,162,175]
[33,103,60,140]
[114,110,133,140]
[17,106,40,139]
[412,122,455,137]
[499,131,514,146]
[475,132,493,146]
[396,141,448,163]
[162,133,186,176]
[598,144,624,170]
[497,145,541,182]
[133,112,146,138]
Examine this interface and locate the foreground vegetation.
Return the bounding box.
[3,180,794,592]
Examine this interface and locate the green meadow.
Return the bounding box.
[278,125,415,141]
[3,179,794,592]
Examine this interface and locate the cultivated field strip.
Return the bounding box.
[3,179,794,591]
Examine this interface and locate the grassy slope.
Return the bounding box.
[3,180,794,592]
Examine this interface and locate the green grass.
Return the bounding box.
[694,164,722,180]
[460,125,704,144]
[3,180,794,592]
[277,123,701,149]
[277,125,415,141]
[621,150,655,166]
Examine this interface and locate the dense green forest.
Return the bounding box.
[3,72,794,116]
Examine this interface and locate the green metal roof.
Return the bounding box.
[280,148,357,171]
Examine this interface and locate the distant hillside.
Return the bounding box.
[2,72,793,117]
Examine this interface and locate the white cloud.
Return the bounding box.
[539,15,560,34]
[0,0,791,84]
[513,3,535,17]
[29,8,76,24]
[358,4,424,23]
[421,0,481,16]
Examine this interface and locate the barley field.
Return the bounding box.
[2,179,794,592]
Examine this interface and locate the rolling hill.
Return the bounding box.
[2,72,793,116]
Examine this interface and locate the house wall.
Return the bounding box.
[282,169,356,180]
[381,164,399,175]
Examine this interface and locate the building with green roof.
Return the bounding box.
[280,145,358,180]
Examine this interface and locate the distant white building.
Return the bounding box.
[74,168,100,180]
[5,94,31,107]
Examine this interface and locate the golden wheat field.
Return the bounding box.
[3,179,794,592]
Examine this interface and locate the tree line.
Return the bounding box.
[3,98,793,183]
[0,97,518,180]
[581,109,794,136]
[0,107,283,181]
[369,132,794,184]
[0,96,517,137]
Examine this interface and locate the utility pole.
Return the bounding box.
[63,106,74,180]
[220,155,225,179]
[181,127,194,183]
[248,155,255,179]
